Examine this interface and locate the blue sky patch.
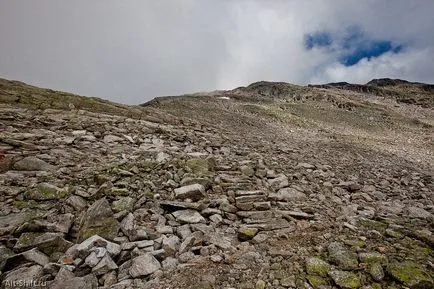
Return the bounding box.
[340,41,402,66]
[305,25,404,66]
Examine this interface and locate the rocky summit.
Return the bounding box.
[0,77,433,289]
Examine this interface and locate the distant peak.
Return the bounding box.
[245,81,291,89]
[366,78,410,86]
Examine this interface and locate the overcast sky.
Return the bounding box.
[1,0,434,104]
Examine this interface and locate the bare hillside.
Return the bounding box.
[0,78,433,289]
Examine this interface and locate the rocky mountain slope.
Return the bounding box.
[0,78,433,289]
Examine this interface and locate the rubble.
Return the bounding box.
[0,78,433,288]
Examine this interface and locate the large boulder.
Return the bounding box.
[174,184,205,201]
[25,183,68,200]
[13,156,55,171]
[129,254,161,278]
[327,242,358,270]
[14,232,73,255]
[172,210,206,224]
[77,198,119,242]
[387,261,433,289]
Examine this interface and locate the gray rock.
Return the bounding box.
[172,210,206,224]
[44,213,74,233]
[150,249,166,260]
[101,270,118,287]
[14,232,73,255]
[252,232,270,244]
[204,233,233,250]
[108,279,133,289]
[219,201,238,213]
[77,198,119,242]
[407,206,434,220]
[176,224,192,240]
[162,235,180,256]
[50,269,98,289]
[66,195,87,211]
[200,208,222,217]
[20,248,50,265]
[3,248,49,271]
[112,197,135,213]
[129,253,161,278]
[156,225,173,234]
[358,252,387,264]
[2,265,44,289]
[120,213,137,241]
[156,151,170,163]
[305,257,330,277]
[103,134,123,143]
[120,240,154,251]
[0,210,45,233]
[238,227,259,241]
[178,235,197,254]
[92,254,118,276]
[387,261,433,289]
[174,183,205,201]
[178,251,195,263]
[85,251,100,267]
[269,187,306,201]
[328,270,361,289]
[162,257,179,272]
[296,162,315,169]
[26,183,68,200]
[268,174,289,189]
[240,165,255,177]
[327,242,358,270]
[76,235,121,258]
[13,156,55,171]
[117,260,132,281]
[209,214,223,225]
[369,263,385,282]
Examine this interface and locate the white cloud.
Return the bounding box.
[0,0,433,104]
[311,47,434,84]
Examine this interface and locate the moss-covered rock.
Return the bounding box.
[306,275,329,288]
[306,257,331,277]
[328,242,359,270]
[94,174,110,185]
[186,158,211,175]
[357,219,388,232]
[240,165,255,177]
[386,261,433,289]
[328,270,361,289]
[26,183,68,200]
[238,227,258,241]
[343,239,367,249]
[408,229,434,247]
[139,159,157,172]
[112,197,135,212]
[14,232,73,255]
[255,279,266,289]
[358,252,387,264]
[79,218,119,241]
[77,198,119,242]
[13,200,38,209]
[111,188,130,197]
[385,229,403,239]
[369,263,385,282]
